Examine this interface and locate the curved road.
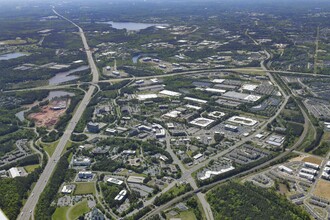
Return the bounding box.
[18,8,99,220]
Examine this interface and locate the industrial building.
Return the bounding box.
[87,122,100,133]
[278,165,293,175]
[223,91,261,102]
[8,167,21,178]
[199,166,235,180]
[300,168,317,175]
[299,172,314,181]
[115,190,127,201]
[304,162,320,170]
[189,117,215,128]
[127,176,145,184]
[107,177,123,185]
[73,157,91,166]
[224,124,238,132]
[78,171,93,179]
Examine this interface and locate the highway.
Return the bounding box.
[5,64,330,94]
[18,8,99,220]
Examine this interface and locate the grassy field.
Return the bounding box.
[68,199,90,220]
[302,156,323,165]
[300,122,316,150]
[74,182,96,195]
[321,132,330,141]
[52,206,69,220]
[172,210,196,220]
[231,67,266,76]
[313,132,330,156]
[0,39,27,45]
[314,180,330,200]
[52,200,90,220]
[63,141,73,155]
[24,164,40,173]
[42,141,59,157]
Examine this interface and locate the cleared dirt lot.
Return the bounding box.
[302,156,323,166]
[314,180,330,200]
[28,99,68,128]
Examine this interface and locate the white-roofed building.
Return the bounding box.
[184,97,207,104]
[107,177,123,185]
[185,104,201,110]
[163,110,181,118]
[61,185,75,194]
[193,153,203,160]
[278,165,293,174]
[199,166,235,180]
[8,167,20,178]
[242,84,258,91]
[212,79,225,83]
[190,117,215,128]
[115,190,127,201]
[137,94,158,101]
[205,88,226,94]
[159,90,181,97]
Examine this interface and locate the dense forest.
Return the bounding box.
[0,153,44,220]
[207,182,310,220]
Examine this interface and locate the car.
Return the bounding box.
[29,210,32,213]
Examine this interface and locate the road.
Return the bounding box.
[18,8,99,220]
[143,51,314,219]
[5,64,330,94]
[144,99,310,219]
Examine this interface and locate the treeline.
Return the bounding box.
[92,158,123,172]
[124,206,152,220]
[55,94,83,133]
[207,182,310,220]
[35,151,71,220]
[153,184,192,206]
[0,153,45,220]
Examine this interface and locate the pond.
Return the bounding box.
[102,21,167,31]
[48,65,89,85]
[0,52,27,60]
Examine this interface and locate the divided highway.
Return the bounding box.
[19,8,99,220]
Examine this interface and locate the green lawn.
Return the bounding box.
[41,141,59,157]
[52,206,69,220]
[74,182,96,195]
[52,200,90,220]
[63,141,73,155]
[24,164,40,173]
[172,210,196,220]
[68,199,90,220]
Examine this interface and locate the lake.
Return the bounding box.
[102,21,167,31]
[48,65,89,85]
[0,52,27,61]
